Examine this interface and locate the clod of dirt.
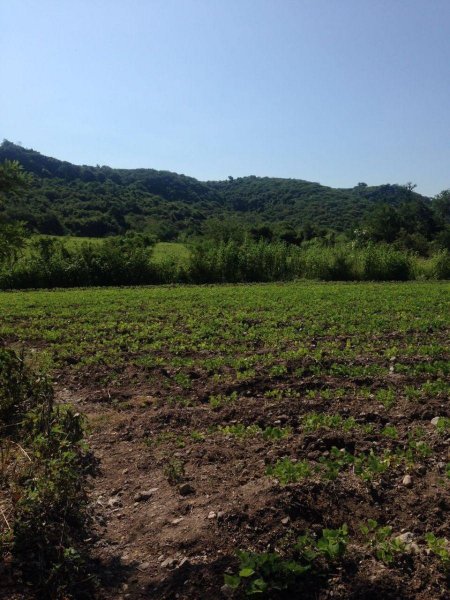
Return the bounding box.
[178,483,196,496]
[107,495,122,507]
[134,488,158,502]
[160,557,176,568]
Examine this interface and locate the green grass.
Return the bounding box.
[150,242,190,265]
[27,236,189,263]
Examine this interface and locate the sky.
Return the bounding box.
[1,0,449,196]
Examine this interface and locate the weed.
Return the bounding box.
[163,458,185,484]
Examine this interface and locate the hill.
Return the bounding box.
[0,140,432,238]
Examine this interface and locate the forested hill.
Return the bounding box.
[0,140,431,238]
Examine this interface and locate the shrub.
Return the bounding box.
[0,347,93,598]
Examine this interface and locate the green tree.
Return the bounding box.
[0,160,30,266]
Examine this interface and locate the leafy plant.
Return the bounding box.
[266,458,311,484]
[0,347,93,597]
[226,525,348,596]
[360,519,406,564]
[164,458,185,484]
[425,533,450,570]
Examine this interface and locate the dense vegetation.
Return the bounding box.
[1,234,449,289]
[2,140,448,245]
[0,347,93,598]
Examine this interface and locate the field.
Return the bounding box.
[0,281,449,599]
[28,236,189,265]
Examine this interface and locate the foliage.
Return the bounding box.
[360,520,406,564]
[2,141,446,245]
[0,347,92,598]
[425,533,450,571]
[225,525,348,596]
[266,458,311,484]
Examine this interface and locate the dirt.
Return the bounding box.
[48,363,450,600]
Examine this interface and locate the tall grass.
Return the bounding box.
[0,238,448,289]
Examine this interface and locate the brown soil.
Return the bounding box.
[50,362,450,600]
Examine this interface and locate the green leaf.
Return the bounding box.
[224,574,241,589]
[239,567,255,578]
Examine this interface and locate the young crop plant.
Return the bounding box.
[296,525,349,562]
[224,550,310,596]
[261,425,292,440]
[266,458,311,484]
[301,412,360,433]
[190,430,206,442]
[435,417,450,434]
[209,391,238,408]
[218,424,292,441]
[375,388,396,409]
[225,525,349,596]
[219,423,262,438]
[425,533,450,571]
[381,425,398,439]
[360,520,406,565]
[318,447,397,482]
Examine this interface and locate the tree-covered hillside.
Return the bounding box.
[0,140,438,239]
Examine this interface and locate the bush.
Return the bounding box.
[359,245,413,281]
[0,347,93,598]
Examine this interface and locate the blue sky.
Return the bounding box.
[1,0,449,196]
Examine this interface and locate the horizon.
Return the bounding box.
[1,139,438,196]
[2,1,449,196]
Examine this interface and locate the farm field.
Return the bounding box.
[0,281,449,599]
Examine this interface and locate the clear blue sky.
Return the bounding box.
[1,0,449,196]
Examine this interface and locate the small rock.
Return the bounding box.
[158,554,164,561]
[134,488,158,502]
[179,483,195,496]
[178,556,189,568]
[207,511,217,519]
[409,542,420,554]
[107,496,122,508]
[161,557,176,568]
[431,417,441,426]
[217,511,225,520]
[138,562,150,571]
[281,516,290,525]
[397,532,414,545]
[402,475,412,487]
[171,517,184,525]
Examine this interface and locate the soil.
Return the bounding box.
[49,361,450,600]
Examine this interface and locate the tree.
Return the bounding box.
[365,204,401,243]
[0,159,29,199]
[0,160,30,267]
[433,189,450,224]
